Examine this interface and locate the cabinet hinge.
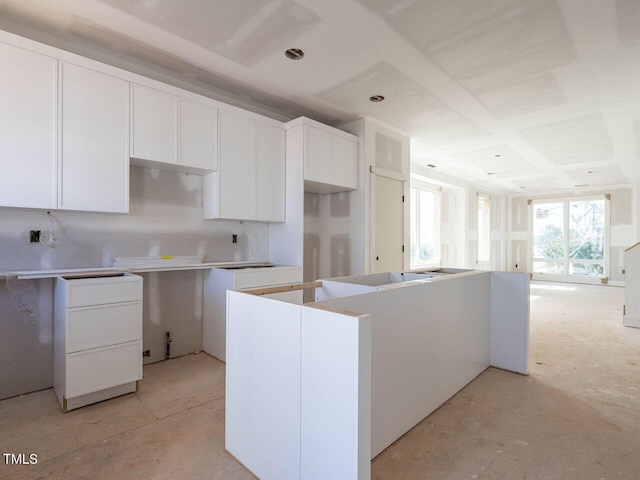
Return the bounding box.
[402,195,405,203]
[402,245,405,252]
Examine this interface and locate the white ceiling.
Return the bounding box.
[1,0,639,194]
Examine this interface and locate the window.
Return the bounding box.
[410,183,440,267]
[477,194,491,263]
[532,197,608,277]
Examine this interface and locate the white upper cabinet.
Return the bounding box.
[331,134,358,190]
[130,83,218,173]
[130,84,178,165]
[304,125,332,186]
[299,120,358,193]
[203,109,285,222]
[180,98,218,171]
[59,63,129,213]
[0,42,57,209]
[255,122,285,222]
[216,109,255,220]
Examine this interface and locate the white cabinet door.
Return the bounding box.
[304,125,332,185]
[130,84,177,164]
[59,63,129,213]
[255,122,285,222]
[331,135,358,189]
[0,43,57,209]
[217,110,254,220]
[179,98,217,171]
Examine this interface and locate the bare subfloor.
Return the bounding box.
[1,282,639,479]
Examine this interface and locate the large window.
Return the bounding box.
[532,197,608,277]
[410,183,440,267]
[477,193,491,263]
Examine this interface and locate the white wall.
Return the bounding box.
[411,165,508,271]
[0,165,269,400]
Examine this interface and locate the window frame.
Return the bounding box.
[409,180,441,268]
[529,195,610,282]
[477,193,491,264]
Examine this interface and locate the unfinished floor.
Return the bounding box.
[1,281,639,480]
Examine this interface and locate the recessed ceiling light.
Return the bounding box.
[284,48,304,60]
[494,154,501,158]
[587,170,594,174]
[369,95,385,102]
[520,186,527,189]
[426,164,436,168]
[574,184,589,187]
[487,172,495,175]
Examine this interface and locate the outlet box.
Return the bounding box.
[30,230,41,243]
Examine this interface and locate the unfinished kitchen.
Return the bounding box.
[1,1,640,479]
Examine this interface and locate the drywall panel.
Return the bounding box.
[611,188,632,225]
[301,307,371,480]
[141,270,203,364]
[226,291,302,480]
[490,272,529,374]
[317,272,491,457]
[0,165,269,400]
[510,197,530,232]
[0,278,54,399]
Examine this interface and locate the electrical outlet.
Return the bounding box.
[232,234,238,244]
[30,230,41,243]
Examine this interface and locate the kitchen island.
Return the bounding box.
[225,268,529,480]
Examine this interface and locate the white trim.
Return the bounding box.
[370,165,408,182]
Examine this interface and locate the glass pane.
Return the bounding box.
[569,263,604,276]
[410,187,418,265]
[533,261,564,274]
[419,189,436,262]
[569,200,604,261]
[533,202,564,259]
[478,195,490,261]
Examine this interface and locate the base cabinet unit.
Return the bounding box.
[54,274,143,412]
[203,109,285,222]
[203,265,302,362]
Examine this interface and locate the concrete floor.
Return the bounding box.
[1,281,639,479]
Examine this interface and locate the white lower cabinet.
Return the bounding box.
[54,274,143,412]
[203,266,302,362]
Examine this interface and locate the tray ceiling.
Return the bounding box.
[0,0,639,194]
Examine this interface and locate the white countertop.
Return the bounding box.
[0,261,283,280]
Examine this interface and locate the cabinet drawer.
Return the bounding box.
[65,275,142,307]
[66,301,142,353]
[271,267,302,285]
[235,269,272,289]
[66,341,142,398]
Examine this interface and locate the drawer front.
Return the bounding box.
[235,269,271,289]
[66,301,142,353]
[270,267,302,285]
[66,275,142,307]
[66,341,142,398]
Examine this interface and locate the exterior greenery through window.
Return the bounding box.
[410,184,439,267]
[532,198,607,276]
